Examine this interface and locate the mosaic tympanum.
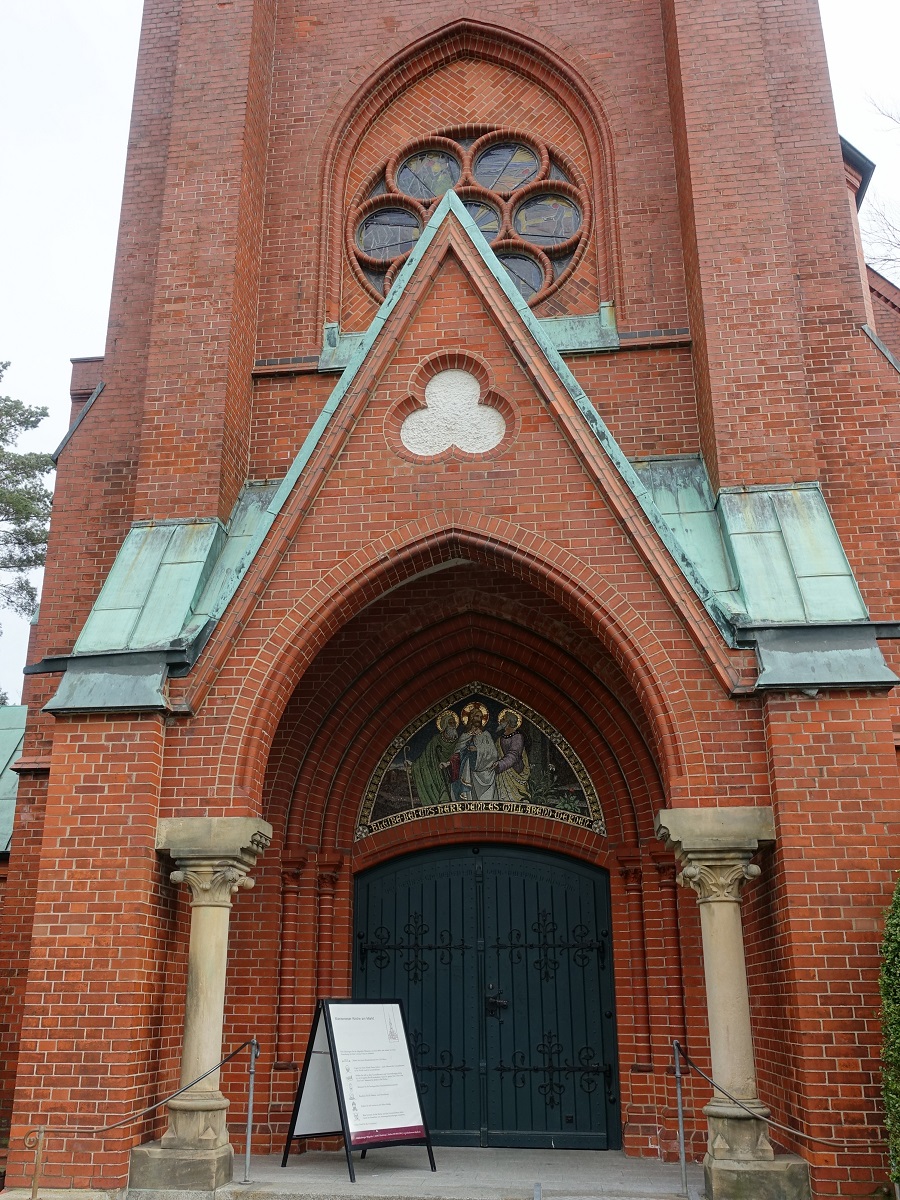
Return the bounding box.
[356,684,604,839]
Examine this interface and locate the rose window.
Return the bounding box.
[349,129,589,305]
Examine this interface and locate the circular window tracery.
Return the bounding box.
[462,198,502,240]
[348,129,589,305]
[396,149,461,201]
[356,207,423,260]
[473,142,540,192]
[496,252,546,302]
[513,193,581,247]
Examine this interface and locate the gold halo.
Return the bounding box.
[497,708,522,731]
[435,709,459,732]
[460,701,490,725]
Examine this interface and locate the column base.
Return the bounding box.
[704,1154,811,1200]
[704,1101,774,1160]
[128,1140,233,1194]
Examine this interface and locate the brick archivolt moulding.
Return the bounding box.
[386,352,517,463]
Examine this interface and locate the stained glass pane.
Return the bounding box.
[463,200,501,241]
[548,161,570,183]
[397,150,461,200]
[356,208,422,260]
[497,253,544,301]
[513,194,582,247]
[473,143,540,191]
[362,267,386,295]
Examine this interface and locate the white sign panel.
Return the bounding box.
[289,1007,342,1138]
[282,998,434,1179]
[328,1002,426,1146]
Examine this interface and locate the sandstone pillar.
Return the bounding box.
[129,816,272,1192]
[655,807,810,1200]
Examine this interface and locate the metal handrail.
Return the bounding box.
[672,1040,883,1200]
[23,1038,259,1199]
[674,1040,879,1148]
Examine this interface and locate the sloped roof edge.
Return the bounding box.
[262,191,738,642]
[35,194,895,711]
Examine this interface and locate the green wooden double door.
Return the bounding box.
[353,845,620,1149]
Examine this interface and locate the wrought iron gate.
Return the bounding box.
[353,845,619,1148]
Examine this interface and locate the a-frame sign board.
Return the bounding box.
[282,998,436,1182]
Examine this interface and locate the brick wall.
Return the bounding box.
[2,0,897,1192]
[869,266,900,361]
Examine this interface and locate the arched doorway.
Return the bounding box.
[260,555,685,1157]
[354,845,620,1149]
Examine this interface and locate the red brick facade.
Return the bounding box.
[1,1,898,1196]
[870,266,900,362]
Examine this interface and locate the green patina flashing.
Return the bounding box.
[0,706,26,852]
[718,484,866,624]
[72,483,279,658]
[48,191,890,708]
[318,326,366,373]
[180,482,279,636]
[319,306,618,372]
[862,323,900,376]
[45,657,173,714]
[46,484,278,712]
[75,519,225,654]
[631,460,868,626]
[539,303,618,354]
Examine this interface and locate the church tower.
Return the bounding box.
[1,1,898,1197]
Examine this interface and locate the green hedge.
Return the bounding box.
[882,872,900,1183]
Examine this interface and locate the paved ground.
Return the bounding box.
[220,1146,704,1200]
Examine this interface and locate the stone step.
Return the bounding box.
[207,1148,701,1200]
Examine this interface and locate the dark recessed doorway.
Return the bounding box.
[353,844,620,1149]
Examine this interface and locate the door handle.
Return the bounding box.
[485,994,510,1016]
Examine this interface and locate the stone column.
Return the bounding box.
[129,816,272,1193]
[655,807,809,1200]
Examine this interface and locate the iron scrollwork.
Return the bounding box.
[410,1027,472,1094]
[494,1030,616,1108]
[357,913,470,982]
[493,911,606,981]
[537,1031,565,1105]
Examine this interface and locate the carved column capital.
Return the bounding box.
[617,854,643,892]
[159,816,273,908]
[170,859,256,908]
[317,854,345,896]
[653,857,679,890]
[317,869,339,894]
[654,806,774,903]
[677,852,761,903]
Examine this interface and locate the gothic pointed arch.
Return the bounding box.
[195,515,711,814]
[310,17,625,329]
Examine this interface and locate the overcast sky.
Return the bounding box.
[0,0,898,703]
